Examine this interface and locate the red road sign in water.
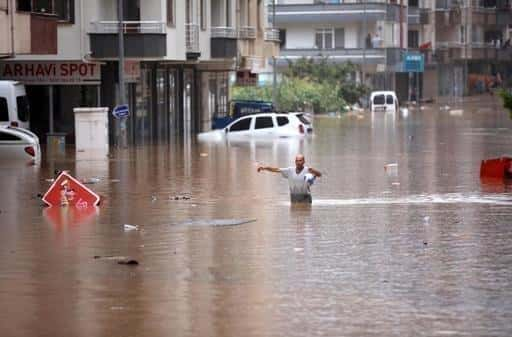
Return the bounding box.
[42,172,100,208]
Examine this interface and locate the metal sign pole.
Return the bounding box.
[118,0,127,148]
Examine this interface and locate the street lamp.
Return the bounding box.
[118,0,127,147]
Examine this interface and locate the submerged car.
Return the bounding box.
[0,126,41,164]
[370,91,399,114]
[198,112,313,141]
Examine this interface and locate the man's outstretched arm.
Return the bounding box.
[308,167,322,177]
[257,166,281,173]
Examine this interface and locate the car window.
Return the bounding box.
[0,97,8,121]
[386,95,394,105]
[296,114,311,125]
[16,95,30,122]
[255,116,274,129]
[229,117,251,132]
[373,95,385,105]
[0,132,22,141]
[277,116,289,126]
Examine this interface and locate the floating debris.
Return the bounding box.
[200,153,209,157]
[123,224,139,231]
[81,177,100,184]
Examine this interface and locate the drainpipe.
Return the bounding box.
[10,0,16,57]
[272,0,277,110]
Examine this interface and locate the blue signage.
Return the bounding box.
[404,53,424,73]
[112,104,129,119]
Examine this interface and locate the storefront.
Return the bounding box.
[0,61,101,143]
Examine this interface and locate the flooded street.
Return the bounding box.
[1,97,512,337]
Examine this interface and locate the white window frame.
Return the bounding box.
[315,28,334,50]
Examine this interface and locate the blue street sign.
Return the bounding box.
[112,104,129,119]
[403,53,424,73]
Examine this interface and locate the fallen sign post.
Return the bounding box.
[42,171,101,208]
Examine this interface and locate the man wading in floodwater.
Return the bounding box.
[257,154,322,203]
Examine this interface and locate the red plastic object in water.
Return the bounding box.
[480,157,512,180]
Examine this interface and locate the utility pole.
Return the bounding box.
[118,0,127,148]
[362,0,367,92]
[272,0,277,110]
[464,1,469,97]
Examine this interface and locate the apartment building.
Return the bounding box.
[273,0,409,97]
[273,0,511,101]
[0,0,279,145]
[433,0,512,97]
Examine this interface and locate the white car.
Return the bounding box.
[0,126,41,164]
[224,112,312,137]
[370,91,399,114]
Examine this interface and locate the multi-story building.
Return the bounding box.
[433,0,512,97]
[0,0,279,145]
[273,0,409,97]
[272,0,512,101]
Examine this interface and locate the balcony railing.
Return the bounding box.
[186,23,200,52]
[211,26,237,39]
[264,28,280,42]
[239,26,256,39]
[89,21,166,34]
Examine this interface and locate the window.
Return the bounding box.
[373,95,385,105]
[229,118,251,132]
[0,98,8,121]
[255,116,274,129]
[386,95,394,105]
[0,0,8,10]
[460,25,466,44]
[296,114,311,125]
[16,96,30,122]
[200,0,207,30]
[315,28,334,49]
[16,0,73,21]
[409,0,419,7]
[167,0,175,26]
[408,30,419,48]
[0,132,21,141]
[335,28,344,48]
[277,116,289,126]
[279,29,286,48]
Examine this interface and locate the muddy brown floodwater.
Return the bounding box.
[1,96,512,337]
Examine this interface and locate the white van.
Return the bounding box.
[0,81,30,129]
[370,91,399,114]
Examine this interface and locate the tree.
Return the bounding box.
[231,57,368,113]
[498,89,512,119]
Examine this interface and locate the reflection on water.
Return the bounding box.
[1,98,512,337]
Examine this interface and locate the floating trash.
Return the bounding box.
[123,224,139,231]
[200,153,209,157]
[384,163,398,176]
[449,109,464,116]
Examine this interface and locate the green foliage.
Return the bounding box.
[498,89,512,119]
[231,57,369,113]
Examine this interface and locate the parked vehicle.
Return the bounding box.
[212,100,274,130]
[0,81,30,129]
[225,112,312,137]
[0,126,41,163]
[198,112,312,141]
[370,91,399,114]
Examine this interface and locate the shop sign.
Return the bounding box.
[0,61,101,85]
[124,61,140,83]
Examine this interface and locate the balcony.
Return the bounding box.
[186,23,200,60]
[239,26,256,40]
[89,21,166,58]
[264,28,280,42]
[211,26,237,59]
[277,47,402,66]
[408,6,431,25]
[274,2,402,25]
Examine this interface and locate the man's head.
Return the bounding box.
[295,154,305,170]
